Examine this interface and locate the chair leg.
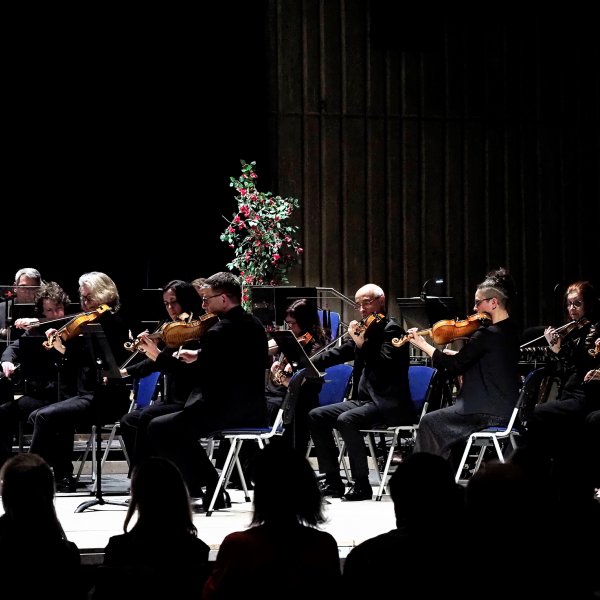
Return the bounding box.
[206,437,239,517]
[376,431,399,501]
[455,436,474,483]
[365,434,382,485]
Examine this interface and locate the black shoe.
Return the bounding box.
[199,489,231,512]
[319,480,346,498]
[55,476,78,493]
[342,483,373,501]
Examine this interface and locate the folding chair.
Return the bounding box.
[202,370,310,516]
[305,363,354,480]
[454,367,550,484]
[76,371,161,491]
[360,365,439,500]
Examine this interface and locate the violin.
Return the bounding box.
[272,332,313,385]
[589,339,600,358]
[548,318,590,346]
[391,312,491,348]
[353,312,385,336]
[124,312,219,350]
[43,304,112,349]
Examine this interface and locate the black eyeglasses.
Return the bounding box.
[566,300,583,308]
[474,297,493,308]
[80,295,93,303]
[200,293,222,303]
[284,319,297,326]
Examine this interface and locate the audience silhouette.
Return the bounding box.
[342,452,464,598]
[203,439,341,599]
[92,456,210,599]
[0,453,83,599]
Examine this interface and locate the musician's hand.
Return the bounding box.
[177,349,199,364]
[120,368,129,378]
[45,328,66,354]
[584,369,600,383]
[138,337,160,361]
[270,361,282,376]
[349,320,365,348]
[442,349,458,355]
[1,361,15,378]
[14,317,39,330]
[544,326,560,353]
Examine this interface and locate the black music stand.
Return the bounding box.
[270,330,322,380]
[76,324,129,513]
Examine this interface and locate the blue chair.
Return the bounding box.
[306,363,354,481]
[318,309,341,339]
[360,365,438,500]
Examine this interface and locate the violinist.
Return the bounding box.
[119,280,205,474]
[406,268,520,464]
[0,282,76,468]
[27,272,131,493]
[147,272,269,511]
[526,281,600,507]
[266,298,329,453]
[308,283,413,502]
[0,267,42,343]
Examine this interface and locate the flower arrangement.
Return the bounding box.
[220,160,304,307]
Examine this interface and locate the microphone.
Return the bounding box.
[421,277,445,301]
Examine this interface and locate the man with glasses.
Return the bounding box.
[308,283,414,501]
[0,267,43,344]
[147,271,269,511]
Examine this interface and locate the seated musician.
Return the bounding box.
[0,282,76,469]
[526,282,600,507]
[406,268,520,467]
[119,280,205,475]
[146,272,269,511]
[266,298,328,453]
[28,272,131,492]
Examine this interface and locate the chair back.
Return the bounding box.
[318,363,353,406]
[516,366,551,431]
[133,371,161,410]
[318,308,341,339]
[408,365,437,421]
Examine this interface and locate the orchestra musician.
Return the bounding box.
[308,283,413,502]
[119,280,205,475]
[406,268,520,466]
[27,272,131,493]
[266,298,329,453]
[0,282,76,468]
[146,272,269,511]
[0,267,43,342]
[526,282,600,506]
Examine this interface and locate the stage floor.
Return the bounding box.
[1,471,396,565]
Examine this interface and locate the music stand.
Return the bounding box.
[270,330,323,380]
[75,323,128,513]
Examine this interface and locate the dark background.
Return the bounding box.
[3,5,270,313]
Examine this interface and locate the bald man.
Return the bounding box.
[309,284,414,501]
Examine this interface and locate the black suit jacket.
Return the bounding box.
[181,305,269,428]
[312,316,414,423]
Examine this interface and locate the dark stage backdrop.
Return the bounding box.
[3,5,270,319]
[4,5,599,334]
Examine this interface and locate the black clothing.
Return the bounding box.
[0,331,77,466]
[0,514,83,599]
[28,309,131,480]
[266,335,324,451]
[92,530,210,599]
[148,305,269,496]
[414,317,521,459]
[120,341,201,472]
[308,316,412,482]
[526,320,600,504]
